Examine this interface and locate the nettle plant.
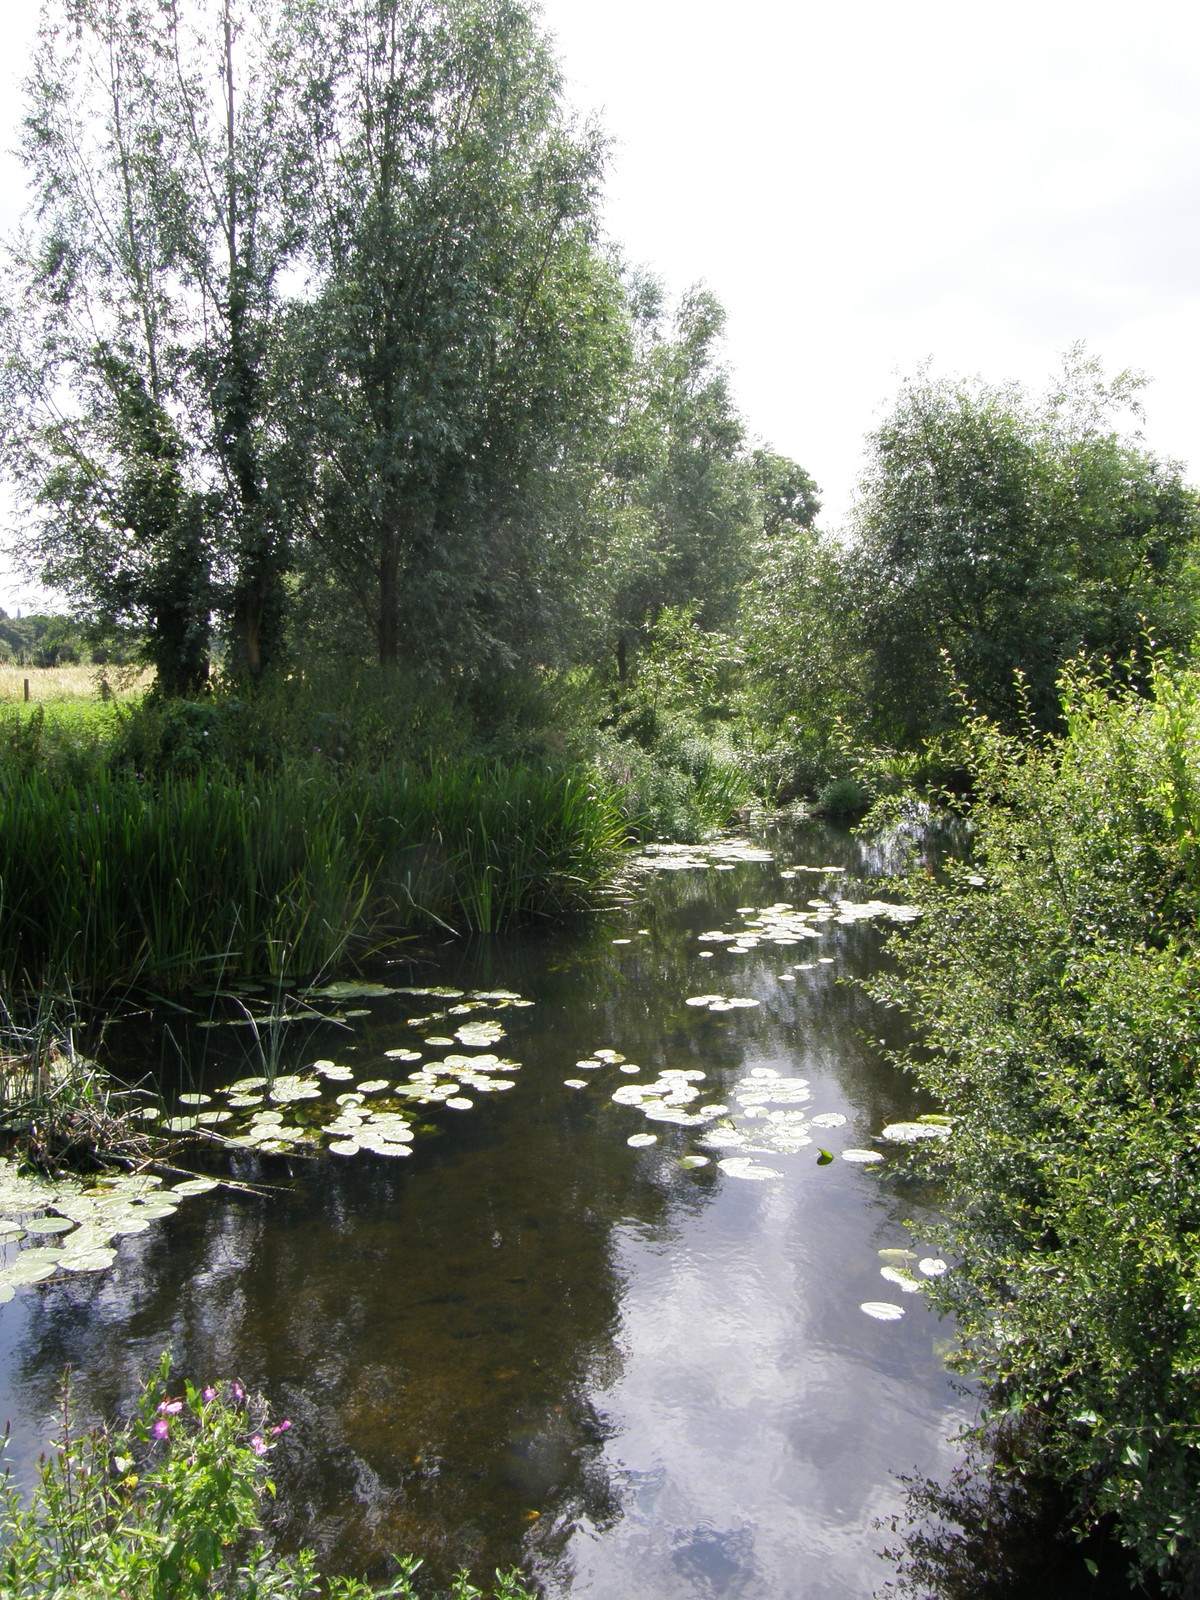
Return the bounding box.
[0,1353,534,1598]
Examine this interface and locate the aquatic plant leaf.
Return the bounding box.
[59,1248,117,1273]
[171,1178,218,1196]
[919,1258,949,1276]
[328,1140,360,1156]
[177,1093,211,1106]
[860,1301,905,1321]
[563,1079,588,1089]
[627,1133,657,1147]
[717,1157,783,1180]
[880,1266,922,1293]
[23,1217,74,1235]
[678,1155,709,1169]
[810,1112,848,1128]
[384,1049,422,1062]
[163,1116,199,1133]
[356,1080,390,1094]
[304,981,397,999]
[879,1122,951,1143]
[841,1149,884,1163]
[878,1248,917,1264]
[445,1097,473,1110]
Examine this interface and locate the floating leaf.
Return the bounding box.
[563,1079,588,1089]
[810,1112,847,1128]
[878,1248,917,1265]
[627,1133,657,1148]
[841,1149,884,1164]
[356,1080,390,1094]
[171,1178,218,1196]
[816,1149,834,1165]
[678,1155,709,1169]
[879,1122,951,1144]
[445,1097,473,1110]
[860,1301,905,1321]
[59,1248,117,1273]
[919,1258,949,1277]
[23,1217,74,1235]
[717,1157,783,1180]
[881,1266,922,1293]
[328,1140,360,1156]
[384,1050,421,1063]
[177,1093,211,1107]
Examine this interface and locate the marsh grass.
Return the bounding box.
[0,1001,158,1171]
[0,760,627,1002]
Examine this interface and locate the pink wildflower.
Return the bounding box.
[249,1435,268,1456]
[158,1400,183,1415]
[270,1420,291,1436]
[202,1388,216,1403]
[232,1382,245,1401]
[152,1419,170,1440]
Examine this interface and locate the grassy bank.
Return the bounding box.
[872,661,1200,1593]
[0,759,627,1002]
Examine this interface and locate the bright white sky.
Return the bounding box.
[3,0,1200,607]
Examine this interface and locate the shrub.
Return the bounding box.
[870,661,1200,1592]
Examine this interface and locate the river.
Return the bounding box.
[0,819,967,1598]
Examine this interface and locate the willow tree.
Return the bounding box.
[0,0,312,688]
[289,0,630,673]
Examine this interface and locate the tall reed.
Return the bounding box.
[0,760,626,1002]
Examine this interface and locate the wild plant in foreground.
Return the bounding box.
[0,1353,536,1598]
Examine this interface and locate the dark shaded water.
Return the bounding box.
[0,821,967,1597]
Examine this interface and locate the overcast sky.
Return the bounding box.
[2,0,1199,607]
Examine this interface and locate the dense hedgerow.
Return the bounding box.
[872,663,1200,1592]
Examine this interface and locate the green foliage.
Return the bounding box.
[0,755,627,1002]
[870,661,1200,1590]
[848,353,1200,746]
[0,1354,534,1598]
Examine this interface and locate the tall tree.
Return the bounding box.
[848,355,1200,744]
[289,0,628,673]
[0,0,312,688]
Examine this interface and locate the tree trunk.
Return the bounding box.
[377,532,401,666]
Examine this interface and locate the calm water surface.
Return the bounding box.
[0,821,968,1597]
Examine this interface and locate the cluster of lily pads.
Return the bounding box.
[695,892,919,967]
[152,986,533,1161]
[860,1246,950,1322]
[635,841,776,873]
[0,1160,217,1294]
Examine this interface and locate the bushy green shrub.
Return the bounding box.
[0,1353,534,1598]
[872,661,1200,1591]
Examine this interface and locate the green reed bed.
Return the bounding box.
[0,761,627,1001]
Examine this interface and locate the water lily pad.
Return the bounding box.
[919,1258,949,1277]
[425,1035,455,1047]
[268,1076,322,1104]
[223,1077,268,1094]
[59,1248,117,1273]
[878,1248,917,1265]
[384,1049,422,1062]
[879,1122,951,1144]
[356,1080,390,1094]
[717,1157,783,1180]
[627,1133,657,1148]
[328,1140,360,1156]
[860,1301,905,1321]
[841,1149,884,1164]
[196,1110,232,1125]
[163,1116,199,1133]
[316,1063,355,1080]
[678,1155,709,1169]
[177,1093,211,1106]
[23,1217,75,1235]
[563,1079,588,1089]
[880,1266,922,1293]
[171,1178,218,1196]
[305,981,397,999]
[227,1095,261,1109]
[445,1097,473,1110]
[1,1258,57,1286]
[810,1112,847,1128]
